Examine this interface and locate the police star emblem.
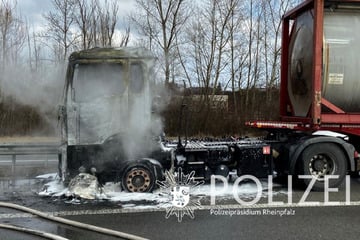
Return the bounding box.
[156,168,204,222]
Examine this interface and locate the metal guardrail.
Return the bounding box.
[0,142,60,178]
[0,143,59,155]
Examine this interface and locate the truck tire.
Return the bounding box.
[121,164,156,192]
[299,143,347,191]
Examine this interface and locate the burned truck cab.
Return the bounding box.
[58,48,170,191]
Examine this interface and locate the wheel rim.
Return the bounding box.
[308,154,335,180]
[124,168,151,192]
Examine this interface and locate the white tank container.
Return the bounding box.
[288,8,360,116]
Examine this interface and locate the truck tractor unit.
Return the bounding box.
[57,47,172,192]
[58,0,360,192]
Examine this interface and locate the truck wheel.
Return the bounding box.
[299,143,347,191]
[122,164,155,192]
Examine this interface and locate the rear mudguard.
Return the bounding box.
[288,136,356,175]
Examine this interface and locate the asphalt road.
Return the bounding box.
[64,205,360,240]
[1,177,360,240]
[1,202,360,240]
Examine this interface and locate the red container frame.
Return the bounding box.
[249,0,360,136]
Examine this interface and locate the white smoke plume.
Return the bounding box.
[63,48,169,162]
[0,63,65,136]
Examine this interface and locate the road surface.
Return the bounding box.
[1,176,360,240]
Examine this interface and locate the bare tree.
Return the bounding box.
[187,1,236,97]
[73,0,128,49]
[176,0,242,132]
[244,0,254,109]
[30,31,43,71]
[131,0,188,86]
[73,0,96,49]
[97,0,118,47]
[119,26,130,47]
[43,0,76,61]
[0,0,13,67]
[250,3,264,114]
[0,0,26,103]
[0,0,26,67]
[225,0,246,117]
[263,0,294,102]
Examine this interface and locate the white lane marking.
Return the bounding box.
[1,201,360,219]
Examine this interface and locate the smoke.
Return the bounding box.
[123,92,165,160]
[118,73,168,160]
[67,53,169,162]
[0,63,65,136]
[122,63,170,160]
[0,48,170,163]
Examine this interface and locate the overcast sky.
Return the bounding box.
[18,0,53,29]
[17,0,136,32]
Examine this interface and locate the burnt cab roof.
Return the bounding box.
[68,47,155,62]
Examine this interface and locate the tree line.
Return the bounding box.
[0,0,301,136]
